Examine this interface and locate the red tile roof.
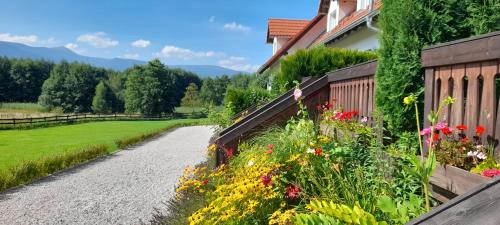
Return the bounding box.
[312,0,381,46]
[267,19,310,43]
[259,15,325,73]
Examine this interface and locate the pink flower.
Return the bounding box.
[226,148,233,159]
[361,117,368,123]
[420,127,432,136]
[285,184,301,199]
[482,169,500,178]
[261,175,273,186]
[293,88,302,101]
[435,122,448,131]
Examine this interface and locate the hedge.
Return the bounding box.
[274,46,377,92]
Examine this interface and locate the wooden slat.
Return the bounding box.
[438,66,452,122]
[479,61,498,138]
[465,63,481,138]
[449,65,465,128]
[424,68,436,132]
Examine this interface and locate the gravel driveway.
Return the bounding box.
[0,126,213,225]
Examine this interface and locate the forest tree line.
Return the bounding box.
[0,57,263,116]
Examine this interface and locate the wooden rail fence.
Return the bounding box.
[0,113,192,127]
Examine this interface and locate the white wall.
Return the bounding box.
[326,26,379,51]
[273,37,291,55]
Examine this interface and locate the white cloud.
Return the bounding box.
[223,22,251,32]
[0,33,38,45]
[218,56,259,72]
[209,16,215,23]
[154,45,224,60]
[131,39,150,48]
[77,32,118,48]
[122,53,140,59]
[65,43,78,50]
[64,43,85,54]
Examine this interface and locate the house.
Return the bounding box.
[258,0,381,75]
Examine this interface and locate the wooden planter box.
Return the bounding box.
[430,163,491,202]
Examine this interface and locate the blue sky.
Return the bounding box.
[0,0,317,72]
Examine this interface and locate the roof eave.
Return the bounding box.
[321,10,379,46]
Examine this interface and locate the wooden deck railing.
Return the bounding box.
[422,31,500,156]
[329,60,377,120]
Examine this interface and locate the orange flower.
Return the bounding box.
[314,148,323,156]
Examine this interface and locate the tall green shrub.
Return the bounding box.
[275,46,377,91]
[376,0,500,134]
[92,81,114,114]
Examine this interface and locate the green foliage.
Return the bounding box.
[38,61,101,113]
[376,0,500,134]
[0,144,108,191]
[224,87,271,113]
[181,83,201,109]
[275,46,376,91]
[207,103,234,132]
[377,195,425,224]
[199,75,231,106]
[170,68,202,107]
[92,81,114,114]
[296,200,387,225]
[124,60,176,116]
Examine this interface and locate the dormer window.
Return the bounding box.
[326,0,338,32]
[357,0,370,11]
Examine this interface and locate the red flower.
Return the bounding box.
[476,126,485,136]
[285,184,301,199]
[266,149,273,154]
[268,144,274,150]
[261,175,273,186]
[432,133,440,142]
[441,127,452,135]
[327,103,333,110]
[202,179,209,185]
[456,125,468,131]
[316,104,321,110]
[460,137,469,144]
[314,148,323,156]
[482,169,500,178]
[226,148,233,159]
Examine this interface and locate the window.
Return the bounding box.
[327,10,337,31]
[357,0,370,11]
[327,0,338,32]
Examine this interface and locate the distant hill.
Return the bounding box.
[170,65,245,77]
[0,41,246,77]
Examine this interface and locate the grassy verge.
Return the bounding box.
[0,119,210,191]
[0,145,108,191]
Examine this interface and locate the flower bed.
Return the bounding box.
[157,91,500,225]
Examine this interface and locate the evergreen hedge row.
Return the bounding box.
[376,0,500,134]
[274,46,377,92]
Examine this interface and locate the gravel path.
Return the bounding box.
[0,126,213,225]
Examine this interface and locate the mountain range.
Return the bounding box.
[0,41,245,77]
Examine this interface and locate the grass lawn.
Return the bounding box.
[0,119,207,171]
